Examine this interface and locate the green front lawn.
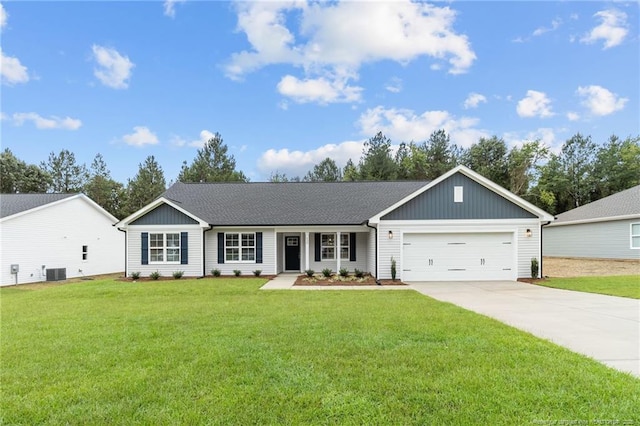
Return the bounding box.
[2,278,639,424]
[537,275,640,299]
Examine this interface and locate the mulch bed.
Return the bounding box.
[293,274,406,286]
[118,275,277,282]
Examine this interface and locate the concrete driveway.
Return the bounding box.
[409,281,640,377]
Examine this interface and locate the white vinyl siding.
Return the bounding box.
[207,228,275,276]
[308,232,369,274]
[1,196,123,286]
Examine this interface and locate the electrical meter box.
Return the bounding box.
[10,264,19,274]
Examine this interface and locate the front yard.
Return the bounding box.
[2,278,639,424]
[535,275,639,299]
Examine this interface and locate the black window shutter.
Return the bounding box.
[217,233,225,264]
[180,232,188,265]
[349,232,357,261]
[141,232,149,265]
[314,233,321,262]
[256,232,263,264]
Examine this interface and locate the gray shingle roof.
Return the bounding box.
[161,181,429,225]
[550,185,640,225]
[0,193,76,219]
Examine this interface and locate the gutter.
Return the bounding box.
[365,220,381,285]
[202,225,214,277]
[115,225,127,278]
[540,220,554,278]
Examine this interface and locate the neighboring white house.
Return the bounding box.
[117,166,554,282]
[1,193,124,286]
[543,185,640,260]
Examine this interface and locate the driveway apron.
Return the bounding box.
[409,281,640,377]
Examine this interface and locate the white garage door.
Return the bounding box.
[402,233,515,281]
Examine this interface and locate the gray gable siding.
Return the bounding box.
[382,173,536,220]
[131,203,199,225]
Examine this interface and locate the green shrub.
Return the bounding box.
[211,269,221,277]
[531,258,539,279]
[391,257,397,281]
[150,271,161,280]
[354,268,364,278]
[322,268,332,278]
[304,269,315,277]
[233,270,241,277]
[253,270,262,277]
[339,268,349,277]
[172,271,184,280]
[130,271,141,280]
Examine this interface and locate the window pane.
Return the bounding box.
[166,233,180,247]
[150,249,163,262]
[226,248,239,261]
[242,248,255,261]
[242,233,255,247]
[150,233,163,248]
[226,234,239,247]
[341,247,349,260]
[167,248,180,262]
[322,247,335,260]
[632,224,640,235]
[632,236,640,249]
[341,234,349,246]
[321,234,335,246]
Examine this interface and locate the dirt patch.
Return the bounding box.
[294,274,406,286]
[543,257,640,278]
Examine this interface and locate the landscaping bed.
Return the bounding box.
[293,273,406,286]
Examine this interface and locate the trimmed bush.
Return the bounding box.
[233,270,241,277]
[391,257,397,281]
[172,271,184,280]
[354,269,364,278]
[339,268,349,277]
[531,258,539,279]
[130,271,141,280]
[322,268,332,278]
[253,270,262,277]
[150,271,161,280]
[211,269,221,277]
[304,269,315,277]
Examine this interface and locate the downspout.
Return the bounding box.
[365,220,381,285]
[202,225,214,278]
[116,226,127,278]
[540,220,553,278]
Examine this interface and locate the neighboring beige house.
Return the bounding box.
[1,193,124,286]
[543,185,640,260]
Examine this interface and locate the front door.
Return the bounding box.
[285,236,300,271]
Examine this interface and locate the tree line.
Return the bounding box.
[1,131,638,219]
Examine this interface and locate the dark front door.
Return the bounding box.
[285,236,300,271]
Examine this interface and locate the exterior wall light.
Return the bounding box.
[388,230,394,240]
[525,229,532,238]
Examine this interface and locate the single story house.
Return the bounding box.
[116,165,554,282]
[1,193,124,286]
[543,185,640,260]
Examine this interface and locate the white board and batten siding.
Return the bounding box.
[205,228,276,276]
[377,220,541,281]
[127,225,202,278]
[1,197,123,286]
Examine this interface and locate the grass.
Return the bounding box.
[2,278,639,425]
[537,275,640,299]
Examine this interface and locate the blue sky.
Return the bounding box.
[1,1,638,184]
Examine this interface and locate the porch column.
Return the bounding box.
[274,232,278,275]
[304,232,310,271]
[336,231,341,273]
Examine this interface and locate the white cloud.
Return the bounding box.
[357,106,488,148]
[532,18,561,36]
[277,73,362,104]
[581,9,628,49]
[516,90,554,118]
[257,140,364,178]
[504,128,556,149]
[11,112,82,130]
[187,130,216,147]
[576,85,627,116]
[122,126,159,147]
[463,92,487,109]
[385,77,403,94]
[566,111,580,121]
[227,1,475,104]
[1,3,8,29]
[1,48,29,85]
[163,0,185,18]
[91,45,134,89]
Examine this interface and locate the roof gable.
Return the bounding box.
[0,193,118,223]
[382,173,536,220]
[131,203,199,225]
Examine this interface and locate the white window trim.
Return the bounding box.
[149,232,181,264]
[631,223,640,249]
[225,232,256,263]
[320,233,350,261]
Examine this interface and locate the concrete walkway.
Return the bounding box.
[260,274,410,291]
[409,281,640,377]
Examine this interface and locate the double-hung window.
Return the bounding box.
[320,233,350,260]
[150,233,180,263]
[225,233,255,262]
[632,223,640,249]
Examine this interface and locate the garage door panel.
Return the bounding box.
[402,232,515,281]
